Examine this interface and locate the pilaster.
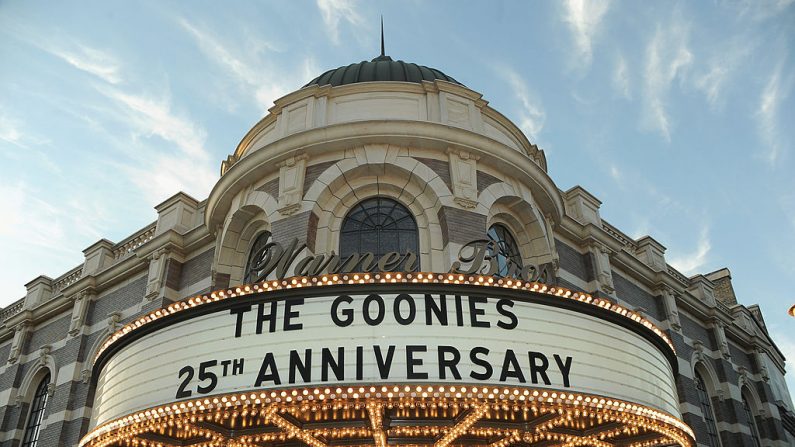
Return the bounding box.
[277,154,308,215]
[658,285,682,332]
[447,148,479,209]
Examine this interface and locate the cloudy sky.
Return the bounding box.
[1,0,793,393]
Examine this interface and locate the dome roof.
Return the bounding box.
[304,55,464,88]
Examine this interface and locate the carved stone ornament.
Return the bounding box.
[107,312,122,332]
[39,345,51,363]
[81,369,91,384]
[693,340,706,363]
[46,382,55,397]
[453,197,478,209]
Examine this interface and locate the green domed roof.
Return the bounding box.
[304,55,463,88]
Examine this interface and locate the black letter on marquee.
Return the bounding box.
[394,294,416,325]
[255,353,281,386]
[289,349,312,384]
[496,299,518,330]
[321,347,344,381]
[437,346,461,380]
[257,301,278,334]
[356,346,364,380]
[331,295,354,327]
[469,347,492,380]
[454,295,465,326]
[230,305,251,337]
[528,351,551,385]
[374,345,395,379]
[232,358,244,375]
[499,349,526,383]
[425,294,448,325]
[554,354,573,388]
[363,294,385,325]
[406,345,428,379]
[468,296,490,328]
[284,299,304,331]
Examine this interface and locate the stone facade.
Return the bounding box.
[1,65,793,447]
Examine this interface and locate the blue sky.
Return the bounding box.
[1,0,793,393]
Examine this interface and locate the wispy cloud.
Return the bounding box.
[669,225,711,275]
[178,18,313,111]
[734,0,795,22]
[96,86,217,203]
[500,68,546,142]
[755,63,792,165]
[316,0,365,45]
[0,111,25,147]
[0,106,52,155]
[693,41,752,109]
[642,20,693,141]
[47,42,122,84]
[563,0,610,68]
[612,54,630,98]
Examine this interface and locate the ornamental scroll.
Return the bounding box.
[245,235,554,284]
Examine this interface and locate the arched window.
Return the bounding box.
[695,372,721,447]
[487,223,523,277]
[340,197,418,271]
[741,391,762,447]
[21,373,50,447]
[244,231,272,283]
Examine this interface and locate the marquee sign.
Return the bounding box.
[90,279,680,431]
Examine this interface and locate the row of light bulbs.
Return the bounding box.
[80,384,694,447]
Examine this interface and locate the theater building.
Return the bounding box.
[0,52,793,447]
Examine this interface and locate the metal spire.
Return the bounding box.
[380,15,385,57]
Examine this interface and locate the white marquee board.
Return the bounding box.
[91,290,679,429]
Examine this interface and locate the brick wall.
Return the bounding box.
[86,275,147,326]
[554,239,593,282]
[303,161,336,194]
[414,158,451,190]
[612,273,664,320]
[23,316,70,355]
[680,314,715,349]
[476,170,500,193]
[178,248,214,290]
[256,177,279,198]
[437,207,486,246]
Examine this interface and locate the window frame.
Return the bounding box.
[695,371,722,447]
[339,197,419,271]
[487,223,524,278]
[21,373,51,447]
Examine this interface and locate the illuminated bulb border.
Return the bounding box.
[93,272,676,365]
[78,384,695,447]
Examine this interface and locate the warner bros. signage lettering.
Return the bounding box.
[245,235,554,283]
[173,292,574,399]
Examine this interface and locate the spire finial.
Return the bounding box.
[371,16,392,61]
[380,15,385,57]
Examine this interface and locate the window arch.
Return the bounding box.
[695,371,721,447]
[741,388,762,446]
[21,373,50,447]
[487,223,523,277]
[244,231,272,283]
[340,197,418,271]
